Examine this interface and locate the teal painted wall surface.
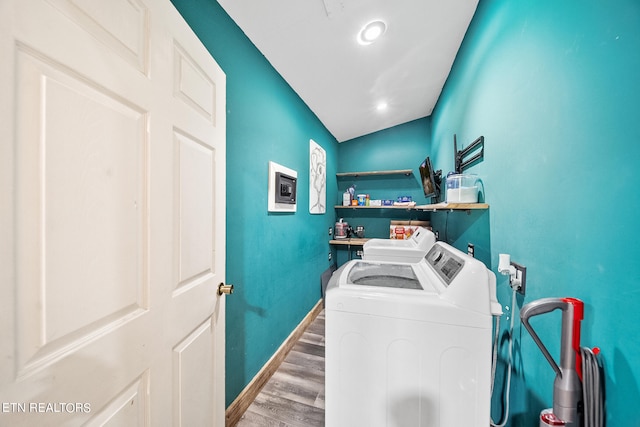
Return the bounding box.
[338,117,432,175]
[171,0,339,406]
[335,118,434,264]
[431,0,640,425]
[173,0,640,423]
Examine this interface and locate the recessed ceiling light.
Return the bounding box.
[357,20,387,45]
[376,101,388,111]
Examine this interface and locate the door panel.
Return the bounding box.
[14,44,148,379]
[173,319,215,426]
[48,0,150,74]
[173,43,217,125]
[87,372,150,426]
[0,0,226,425]
[175,130,215,292]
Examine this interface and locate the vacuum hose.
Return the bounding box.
[580,347,604,427]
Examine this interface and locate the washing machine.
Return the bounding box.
[362,226,435,263]
[325,241,502,427]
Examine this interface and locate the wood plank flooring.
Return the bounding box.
[235,311,325,427]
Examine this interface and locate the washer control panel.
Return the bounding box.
[426,244,464,286]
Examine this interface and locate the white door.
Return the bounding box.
[0,0,227,425]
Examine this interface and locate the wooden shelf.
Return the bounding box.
[336,169,413,178]
[335,204,416,210]
[334,203,489,211]
[415,202,489,211]
[329,238,369,246]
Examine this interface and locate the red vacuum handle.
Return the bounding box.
[521,297,585,423]
[561,297,584,380]
[520,297,584,379]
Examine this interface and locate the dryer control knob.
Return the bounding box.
[430,250,443,264]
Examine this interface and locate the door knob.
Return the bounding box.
[218,283,234,295]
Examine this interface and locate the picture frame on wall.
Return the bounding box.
[309,139,326,214]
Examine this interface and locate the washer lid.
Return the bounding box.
[347,262,422,290]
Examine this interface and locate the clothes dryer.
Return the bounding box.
[362,226,435,263]
[325,242,502,427]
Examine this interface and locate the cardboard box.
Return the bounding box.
[389,220,431,240]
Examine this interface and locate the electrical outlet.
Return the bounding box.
[328,252,332,261]
[328,227,333,236]
[467,243,475,257]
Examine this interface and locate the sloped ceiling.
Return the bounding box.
[218,0,478,142]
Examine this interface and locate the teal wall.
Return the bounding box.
[338,117,432,174]
[173,0,640,424]
[170,0,339,406]
[335,118,434,263]
[430,0,640,425]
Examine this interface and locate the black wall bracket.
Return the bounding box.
[454,134,484,173]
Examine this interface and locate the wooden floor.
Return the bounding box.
[235,311,326,427]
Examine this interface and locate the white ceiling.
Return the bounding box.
[217,0,478,142]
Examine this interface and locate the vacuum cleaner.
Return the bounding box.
[520,297,604,427]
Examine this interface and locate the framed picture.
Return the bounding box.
[309,139,326,214]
